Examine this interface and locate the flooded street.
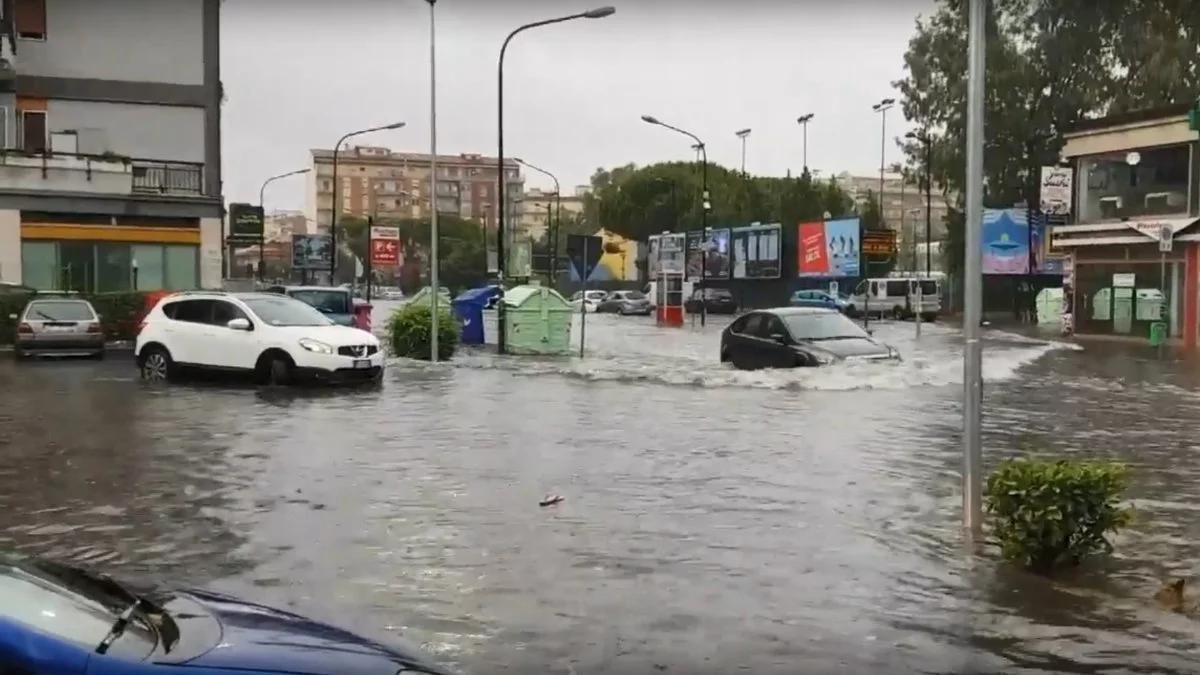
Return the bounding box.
[3,310,1200,674]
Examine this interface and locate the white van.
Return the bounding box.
[851,277,941,320]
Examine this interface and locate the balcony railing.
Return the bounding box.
[131,160,204,196]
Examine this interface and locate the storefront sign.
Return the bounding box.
[370,238,400,267]
[370,225,399,241]
[1039,166,1072,216]
[228,203,264,242]
[1112,273,1136,288]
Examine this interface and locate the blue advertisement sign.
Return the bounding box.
[824,218,860,277]
[982,208,1030,275]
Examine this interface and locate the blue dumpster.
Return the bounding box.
[452,285,501,345]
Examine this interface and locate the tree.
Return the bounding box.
[895,0,1200,279]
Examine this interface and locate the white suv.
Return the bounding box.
[135,291,384,385]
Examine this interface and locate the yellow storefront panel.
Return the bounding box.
[20,223,201,245]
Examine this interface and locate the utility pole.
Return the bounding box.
[428,0,440,362]
[962,0,986,534]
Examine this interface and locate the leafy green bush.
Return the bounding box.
[387,303,457,360]
[0,292,36,344]
[985,458,1133,574]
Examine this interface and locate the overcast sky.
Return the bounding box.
[221,0,934,212]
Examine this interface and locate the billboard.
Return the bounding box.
[228,203,264,241]
[731,223,781,279]
[648,232,686,276]
[797,218,860,278]
[292,234,332,271]
[370,238,400,267]
[685,228,731,280]
[982,208,1030,274]
[1039,166,1073,216]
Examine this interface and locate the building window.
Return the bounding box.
[20,241,198,292]
[20,110,46,153]
[321,179,331,192]
[1077,145,1191,222]
[15,0,46,40]
[20,241,56,290]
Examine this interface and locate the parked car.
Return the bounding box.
[0,552,452,675]
[790,289,857,315]
[569,290,608,313]
[135,291,385,385]
[595,290,652,315]
[684,287,738,315]
[10,297,105,359]
[263,285,365,330]
[378,287,406,301]
[719,307,899,369]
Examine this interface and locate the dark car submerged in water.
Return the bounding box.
[719,307,899,369]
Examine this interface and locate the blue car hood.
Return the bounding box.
[179,589,449,675]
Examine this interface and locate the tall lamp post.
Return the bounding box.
[259,168,310,283]
[513,157,560,286]
[497,6,615,354]
[871,98,895,227]
[906,129,934,275]
[796,113,814,173]
[963,0,986,533]
[641,114,712,325]
[330,121,406,283]
[735,128,752,175]
[427,0,440,362]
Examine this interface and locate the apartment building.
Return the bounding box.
[0,0,223,291]
[516,185,588,242]
[306,146,523,229]
[832,171,953,237]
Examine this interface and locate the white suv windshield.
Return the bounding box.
[242,297,333,327]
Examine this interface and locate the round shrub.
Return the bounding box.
[387,303,457,360]
[985,458,1133,574]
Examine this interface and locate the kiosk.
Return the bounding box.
[656,271,684,326]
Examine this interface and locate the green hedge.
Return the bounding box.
[985,458,1133,574]
[0,291,151,345]
[387,303,457,360]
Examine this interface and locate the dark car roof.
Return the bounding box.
[756,307,839,316]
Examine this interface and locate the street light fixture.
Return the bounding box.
[735,128,752,175]
[330,121,406,282]
[497,6,615,354]
[259,168,311,282]
[641,114,712,325]
[796,114,814,172]
[906,129,934,275]
[512,157,561,286]
[871,98,895,227]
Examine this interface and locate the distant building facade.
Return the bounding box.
[306,146,523,230]
[516,185,588,242]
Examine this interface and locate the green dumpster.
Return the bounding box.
[503,285,573,355]
[1149,321,1168,347]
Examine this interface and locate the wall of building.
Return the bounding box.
[0,209,20,282]
[199,216,222,288]
[46,100,205,161]
[16,0,204,85]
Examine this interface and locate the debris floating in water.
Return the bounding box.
[539,494,565,507]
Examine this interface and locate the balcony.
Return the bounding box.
[0,151,205,198]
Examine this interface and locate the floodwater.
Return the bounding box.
[2,308,1200,674]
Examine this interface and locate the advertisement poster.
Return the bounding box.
[370,238,400,267]
[824,218,861,277]
[796,221,828,275]
[292,234,332,271]
[647,235,661,277]
[1040,166,1073,216]
[731,223,781,279]
[228,203,264,240]
[685,228,731,280]
[1029,213,1064,274]
[982,208,1030,275]
[652,232,686,275]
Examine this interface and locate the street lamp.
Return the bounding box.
[512,157,561,286]
[428,0,440,362]
[259,168,310,283]
[735,128,752,175]
[497,7,615,354]
[871,98,895,227]
[796,113,814,172]
[330,121,406,282]
[906,129,934,275]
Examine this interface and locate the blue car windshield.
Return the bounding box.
[0,561,157,659]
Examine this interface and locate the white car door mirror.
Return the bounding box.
[227,318,251,331]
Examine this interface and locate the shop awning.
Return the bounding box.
[1052,216,1200,247]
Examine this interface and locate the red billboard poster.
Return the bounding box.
[370,238,400,266]
[797,221,829,275]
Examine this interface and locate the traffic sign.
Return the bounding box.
[1159,224,1173,253]
[370,238,400,266]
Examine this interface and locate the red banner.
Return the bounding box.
[370,238,400,267]
[797,221,829,275]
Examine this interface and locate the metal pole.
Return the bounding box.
[740,136,747,175]
[331,142,341,283]
[803,121,808,171]
[915,282,922,339]
[580,236,587,357]
[700,146,708,327]
[879,109,886,227]
[925,137,933,275]
[553,190,561,287]
[497,37,509,354]
[366,216,374,303]
[962,0,986,534]
[429,0,440,362]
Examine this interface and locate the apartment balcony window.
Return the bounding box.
[131,160,204,196]
[1078,145,1192,222]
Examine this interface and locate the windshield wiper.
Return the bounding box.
[96,598,144,654]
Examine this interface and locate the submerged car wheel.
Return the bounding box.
[140,347,173,382]
[267,356,292,386]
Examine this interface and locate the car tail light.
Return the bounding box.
[87,323,102,334]
[16,323,32,334]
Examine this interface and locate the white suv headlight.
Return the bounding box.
[299,337,334,354]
